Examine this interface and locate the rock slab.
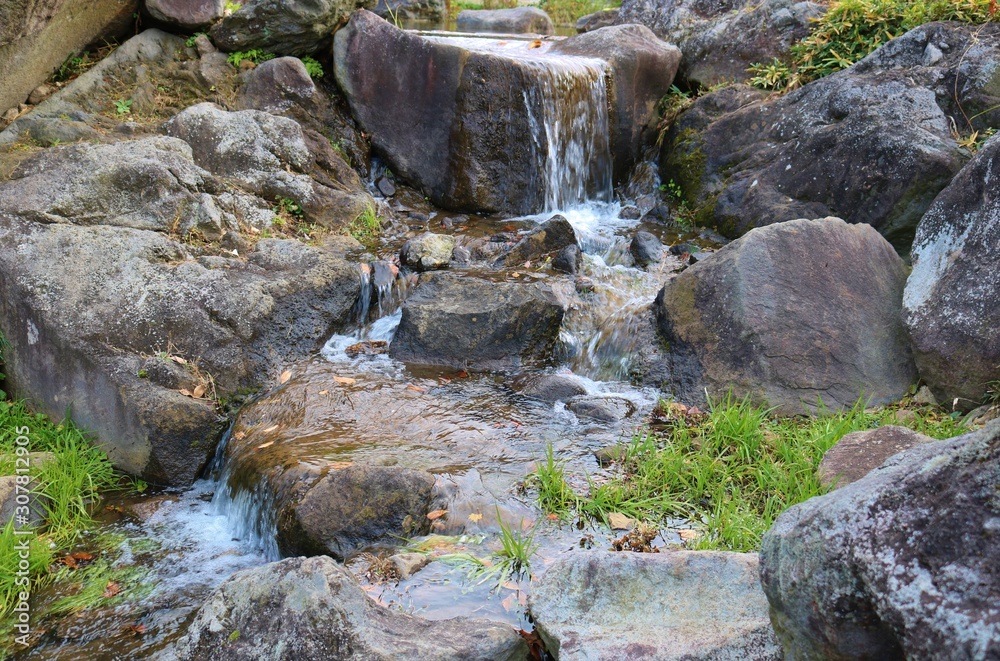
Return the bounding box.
[529,550,781,660]
[652,217,916,414]
[170,555,528,660]
[456,7,554,35]
[761,420,1000,659]
[818,425,935,489]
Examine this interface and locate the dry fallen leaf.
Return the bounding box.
[333,376,356,385]
[318,390,329,396]
[677,529,701,541]
[256,441,274,450]
[234,431,246,441]
[608,512,636,531]
[426,509,448,520]
[71,552,93,561]
[329,461,353,470]
[103,581,122,598]
[407,385,427,393]
[501,593,516,612]
[263,425,279,434]
[192,384,206,399]
[279,370,292,384]
[468,513,483,523]
[546,513,560,521]
[178,389,192,397]
[170,356,188,365]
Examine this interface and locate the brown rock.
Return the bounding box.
[818,425,935,489]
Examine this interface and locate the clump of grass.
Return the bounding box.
[345,203,382,249]
[493,513,538,580]
[226,49,275,68]
[532,394,966,551]
[749,0,999,91]
[529,444,577,517]
[47,560,150,616]
[540,0,617,25]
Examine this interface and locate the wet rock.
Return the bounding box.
[660,23,1000,249]
[390,273,566,371]
[162,103,372,229]
[552,244,582,275]
[170,556,528,660]
[391,552,431,579]
[456,7,554,35]
[512,373,588,403]
[376,175,396,197]
[530,550,781,660]
[127,494,181,521]
[653,217,916,415]
[818,425,935,489]
[566,395,635,422]
[278,464,436,560]
[335,11,678,214]
[345,340,389,356]
[594,444,624,466]
[619,205,641,220]
[373,0,445,21]
[209,0,375,57]
[760,420,1000,659]
[551,25,681,183]
[616,0,823,87]
[903,132,1000,410]
[629,230,661,267]
[576,8,618,33]
[497,215,576,268]
[401,232,456,271]
[145,0,225,31]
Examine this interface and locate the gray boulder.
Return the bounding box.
[209,0,376,57]
[615,0,824,87]
[145,0,225,30]
[652,217,916,414]
[335,11,678,214]
[903,133,1000,410]
[373,0,445,22]
[760,420,1000,659]
[512,372,588,402]
[390,273,566,371]
[277,465,436,560]
[576,8,618,33]
[0,137,363,485]
[170,556,528,660]
[497,215,577,268]
[162,103,372,229]
[401,233,456,271]
[630,230,662,266]
[817,425,935,489]
[660,22,1000,249]
[566,395,636,422]
[530,550,781,660]
[456,7,554,35]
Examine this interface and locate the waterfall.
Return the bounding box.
[523,57,613,212]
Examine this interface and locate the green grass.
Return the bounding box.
[529,445,577,517]
[540,0,618,25]
[492,512,538,580]
[531,394,965,551]
[225,49,275,68]
[749,0,998,91]
[345,203,382,249]
[300,57,324,79]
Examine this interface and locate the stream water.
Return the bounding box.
[17,31,715,659]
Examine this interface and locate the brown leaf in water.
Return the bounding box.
[426,509,448,520]
[501,593,516,612]
[468,513,483,523]
[279,370,292,384]
[333,376,356,385]
[407,385,427,393]
[127,624,146,635]
[529,39,542,49]
[678,529,701,541]
[330,461,353,470]
[520,629,545,660]
[103,581,122,598]
[256,441,274,450]
[192,384,206,399]
[58,555,79,569]
[71,552,93,561]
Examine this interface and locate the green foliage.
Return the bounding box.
[657,85,694,130]
[532,394,966,551]
[52,53,89,83]
[529,444,577,517]
[540,0,618,25]
[986,380,1000,404]
[345,203,382,249]
[0,519,54,619]
[224,0,241,14]
[113,99,132,116]
[300,57,324,79]
[47,561,149,616]
[184,32,207,48]
[493,513,538,580]
[226,49,275,68]
[749,0,999,91]
[662,178,696,231]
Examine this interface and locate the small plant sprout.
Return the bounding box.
[114,99,133,115]
[301,57,324,79]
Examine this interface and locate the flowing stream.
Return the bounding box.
[19,33,715,659]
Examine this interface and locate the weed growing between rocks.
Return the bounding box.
[749,0,999,91]
[531,394,966,551]
[346,203,383,249]
[541,0,618,25]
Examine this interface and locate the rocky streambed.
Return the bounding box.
[1,0,1000,659]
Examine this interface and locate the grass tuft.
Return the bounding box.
[345,203,382,250]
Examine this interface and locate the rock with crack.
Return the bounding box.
[529,550,781,659]
[659,22,1000,250]
[390,273,567,371]
[760,420,1000,659]
[652,217,916,414]
[168,556,528,660]
[903,132,1000,410]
